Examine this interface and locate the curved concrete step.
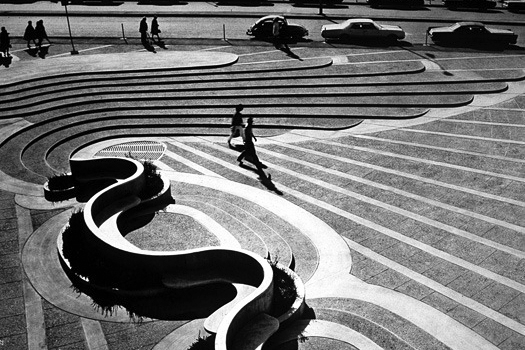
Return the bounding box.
[0,82,507,111]
[231,313,280,350]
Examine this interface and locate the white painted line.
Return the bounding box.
[256,144,525,251]
[198,46,232,51]
[343,236,525,337]
[353,134,525,164]
[318,139,525,184]
[404,128,525,147]
[48,45,113,58]
[238,47,307,57]
[163,149,221,177]
[441,119,525,128]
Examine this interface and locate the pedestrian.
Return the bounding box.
[139,16,149,47]
[35,20,51,48]
[227,104,245,147]
[237,117,266,175]
[0,27,11,57]
[272,16,289,51]
[23,21,37,48]
[151,16,161,42]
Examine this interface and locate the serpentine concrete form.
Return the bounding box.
[61,157,286,350]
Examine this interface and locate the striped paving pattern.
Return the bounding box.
[1,48,524,350]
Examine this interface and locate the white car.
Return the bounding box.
[321,18,405,42]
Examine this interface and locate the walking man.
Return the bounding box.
[227,104,245,147]
[0,27,11,57]
[237,117,266,175]
[23,21,37,48]
[139,16,149,47]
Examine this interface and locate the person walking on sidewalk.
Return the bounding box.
[35,20,51,48]
[237,117,266,175]
[0,27,11,57]
[139,16,149,47]
[23,21,37,48]
[227,104,245,147]
[151,16,161,43]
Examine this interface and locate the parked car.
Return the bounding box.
[367,0,425,8]
[321,18,405,42]
[503,0,525,11]
[427,22,517,47]
[246,15,308,40]
[443,0,497,10]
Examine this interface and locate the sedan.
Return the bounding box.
[503,0,525,11]
[246,15,308,40]
[427,22,518,47]
[321,18,405,42]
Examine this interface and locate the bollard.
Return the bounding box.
[223,24,226,40]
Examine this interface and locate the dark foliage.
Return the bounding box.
[47,172,74,190]
[188,334,215,350]
[267,259,298,317]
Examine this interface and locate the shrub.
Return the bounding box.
[47,172,74,190]
[188,334,215,350]
[139,160,164,200]
[267,259,298,317]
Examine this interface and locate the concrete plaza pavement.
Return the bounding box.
[1,3,525,350]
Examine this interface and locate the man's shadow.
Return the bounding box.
[231,144,283,195]
[38,45,49,58]
[25,47,39,57]
[0,56,12,68]
[153,39,168,50]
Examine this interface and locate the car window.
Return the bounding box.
[362,24,377,30]
[350,24,363,30]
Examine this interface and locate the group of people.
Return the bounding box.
[228,105,268,176]
[0,19,51,57]
[139,16,162,47]
[23,20,51,49]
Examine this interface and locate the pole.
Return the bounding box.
[64,3,79,55]
[319,0,323,15]
[223,24,226,40]
[121,23,128,44]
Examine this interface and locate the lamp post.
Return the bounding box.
[61,0,79,55]
[319,0,324,14]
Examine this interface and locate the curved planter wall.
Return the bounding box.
[61,157,275,350]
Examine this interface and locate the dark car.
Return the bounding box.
[503,0,525,11]
[427,22,518,47]
[246,15,309,40]
[443,0,497,10]
[367,0,425,8]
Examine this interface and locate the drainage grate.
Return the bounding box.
[94,141,166,161]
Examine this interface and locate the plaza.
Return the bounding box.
[1,2,525,349]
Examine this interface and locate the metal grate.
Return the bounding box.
[94,141,166,161]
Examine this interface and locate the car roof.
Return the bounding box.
[455,21,485,27]
[257,15,285,22]
[346,18,375,23]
